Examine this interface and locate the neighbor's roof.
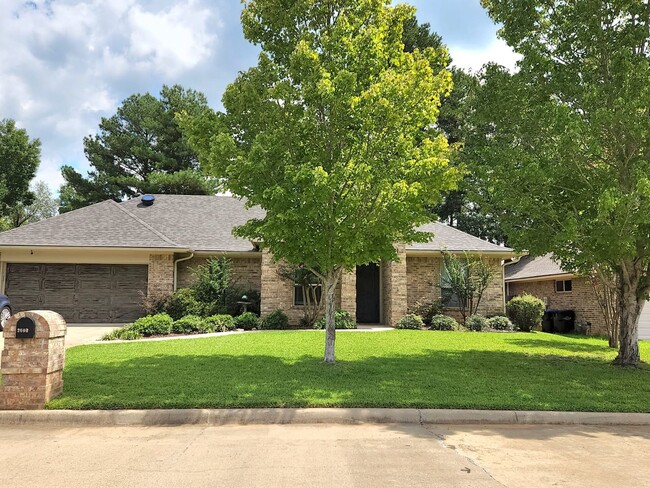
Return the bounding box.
[504,254,570,281]
[410,222,512,253]
[0,194,512,254]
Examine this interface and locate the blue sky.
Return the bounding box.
[0,1,518,193]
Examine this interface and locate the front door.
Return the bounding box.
[356,264,380,323]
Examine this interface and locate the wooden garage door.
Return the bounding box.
[5,264,148,323]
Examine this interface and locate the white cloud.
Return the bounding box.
[449,38,521,73]
[0,0,221,195]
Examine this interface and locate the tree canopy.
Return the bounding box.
[475,0,650,365]
[59,85,215,213]
[1,181,58,231]
[184,0,459,362]
[0,118,40,224]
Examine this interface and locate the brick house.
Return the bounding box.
[0,195,514,326]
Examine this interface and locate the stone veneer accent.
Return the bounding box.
[0,311,66,410]
[406,255,506,318]
[381,244,408,326]
[177,255,262,292]
[508,277,606,336]
[147,254,174,299]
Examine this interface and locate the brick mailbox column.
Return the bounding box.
[0,311,67,410]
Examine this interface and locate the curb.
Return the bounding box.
[0,408,648,427]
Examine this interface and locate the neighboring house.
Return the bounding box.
[0,195,515,326]
[505,254,650,340]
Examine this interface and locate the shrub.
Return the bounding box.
[172,315,204,334]
[164,288,203,320]
[506,294,545,332]
[260,309,289,330]
[129,313,173,337]
[313,310,357,330]
[205,314,236,332]
[234,312,260,330]
[487,315,514,331]
[409,300,443,326]
[102,326,143,341]
[429,314,460,331]
[466,314,488,332]
[395,314,425,330]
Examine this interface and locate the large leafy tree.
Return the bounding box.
[402,18,507,243]
[0,119,40,224]
[476,0,650,365]
[184,0,459,363]
[1,181,58,230]
[59,85,214,212]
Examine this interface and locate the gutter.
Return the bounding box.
[173,251,195,292]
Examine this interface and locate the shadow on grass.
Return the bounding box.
[503,334,615,354]
[49,346,650,415]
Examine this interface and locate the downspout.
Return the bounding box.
[173,251,195,292]
[502,253,525,309]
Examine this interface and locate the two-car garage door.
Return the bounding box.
[5,264,147,324]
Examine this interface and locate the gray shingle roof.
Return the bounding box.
[119,195,264,252]
[0,194,513,254]
[504,254,569,281]
[0,200,179,249]
[410,222,513,253]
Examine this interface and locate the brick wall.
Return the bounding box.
[406,255,505,319]
[177,255,262,292]
[382,244,408,326]
[147,254,174,299]
[507,277,607,336]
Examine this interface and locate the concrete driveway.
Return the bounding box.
[0,324,121,352]
[0,423,648,488]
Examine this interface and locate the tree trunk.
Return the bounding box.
[323,269,341,364]
[614,262,642,366]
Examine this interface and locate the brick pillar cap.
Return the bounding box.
[4,311,67,339]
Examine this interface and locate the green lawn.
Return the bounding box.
[47,330,650,412]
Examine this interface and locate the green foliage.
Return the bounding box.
[182,0,460,362]
[129,313,174,337]
[205,314,236,333]
[429,314,460,331]
[466,314,488,332]
[313,311,357,330]
[59,85,212,212]
[441,252,494,324]
[395,314,425,330]
[235,312,260,331]
[102,326,143,341]
[487,315,514,332]
[0,119,41,223]
[506,294,545,333]
[164,288,203,320]
[409,300,443,326]
[260,309,289,330]
[172,315,204,335]
[476,0,650,364]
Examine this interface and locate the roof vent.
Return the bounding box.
[141,194,156,206]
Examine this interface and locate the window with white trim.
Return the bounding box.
[555,280,572,293]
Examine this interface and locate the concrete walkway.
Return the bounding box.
[0,422,647,488]
[0,324,121,351]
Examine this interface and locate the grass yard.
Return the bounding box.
[47,330,650,411]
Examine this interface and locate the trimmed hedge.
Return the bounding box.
[466,314,488,332]
[205,314,236,332]
[172,315,204,334]
[507,293,545,332]
[429,314,460,331]
[129,313,174,337]
[395,314,425,330]
[260,309,289,330]
[235,312,260,330]
[313,310,357,330]
[487,315,514,331]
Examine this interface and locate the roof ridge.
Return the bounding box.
[109,200,183,249]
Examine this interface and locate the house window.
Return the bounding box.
[555,280,572,293]
[293,284,322,306]
[441,260,467,308]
